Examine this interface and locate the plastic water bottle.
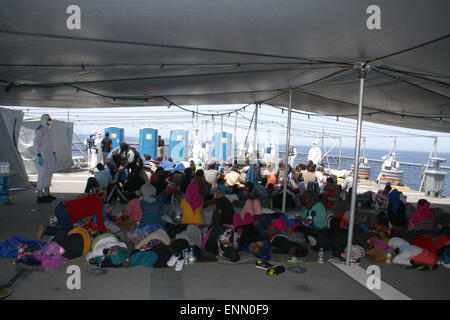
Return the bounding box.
[318,247,324,264]
[184,248,189,265]
[175,210,182,223]
[386,248,392,264]
[188,247,196,264]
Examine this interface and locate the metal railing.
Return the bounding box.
[288,152,450,196]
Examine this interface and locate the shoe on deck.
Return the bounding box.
[37,196,52,203]
[46,195,57,201]
[265,265,286,276]
[167,253,180,267]
[175,256,185,272]
[287,257,302,263]
[255,259,273,270]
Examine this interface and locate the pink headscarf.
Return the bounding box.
[185,181,204,212]
[408,201,433,230]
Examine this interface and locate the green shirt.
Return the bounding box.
[301,202,326,229]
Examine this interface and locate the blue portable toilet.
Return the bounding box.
[105,127,124,149]
[213,131,232,162]
[139,128,158,159]
[169,129,189,162]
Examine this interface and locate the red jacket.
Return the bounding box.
[63,195,106,232]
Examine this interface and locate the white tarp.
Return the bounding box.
[18,119,74,174]
[0,107,30,188]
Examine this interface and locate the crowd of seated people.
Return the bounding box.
[22,151,448,274]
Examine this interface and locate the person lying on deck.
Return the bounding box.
[234,220,271,260]
[37,190,107,240]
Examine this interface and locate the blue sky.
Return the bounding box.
[6,104,450,155]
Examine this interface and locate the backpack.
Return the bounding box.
[205,225,240,262]
[218,229,239,252]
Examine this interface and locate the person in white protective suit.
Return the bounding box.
[191,137,202,166]
[84,129,99,172]
[288,145,297,168]
[248,139,258,161]
[262,141,278,168]
[262,141,273,164]
[237,141,246,159]
[200,141,208,164]
[95,132,103,164]
[34,114,57,203]
[307,141,322,165]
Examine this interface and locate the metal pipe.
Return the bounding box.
[345,64,368,266]
[282,89,293,213]
[212,116,215,160]
[362,137,367,159]
[252,104,259,163]
[220,114,224,164]
[234,112,238,163]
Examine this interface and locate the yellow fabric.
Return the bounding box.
[68,227,92,255]
[180,198,204,225]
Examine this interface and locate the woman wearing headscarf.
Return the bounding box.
[181,169,210,225]
[408,199,434,231]
[387,189,406,228]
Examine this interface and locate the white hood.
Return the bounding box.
[40,114,51,127]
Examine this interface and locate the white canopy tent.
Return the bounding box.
[0,108,30,188]
[0,0,447,131]
[0,0,449,265]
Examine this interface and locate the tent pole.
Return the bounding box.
[338,138,342,170]
[212,116,215,160]
[233,112,238,163]
[252,104,259,164]
[205,121,208,161]
[345,63,369,266]
[282,89,293,213]
[220,114,224,164]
